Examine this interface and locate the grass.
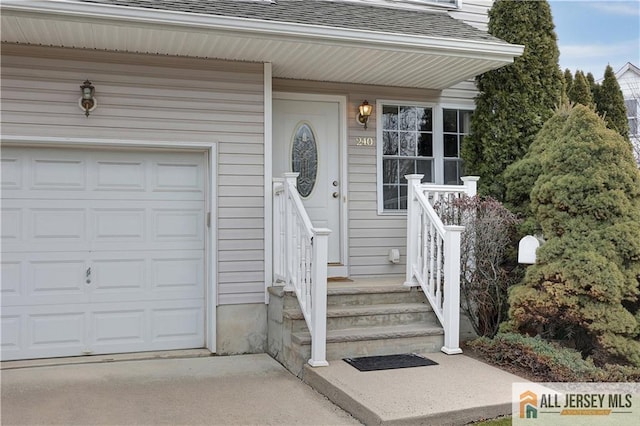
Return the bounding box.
[473,417,511,425]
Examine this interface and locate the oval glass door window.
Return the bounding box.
[291,123,318,198]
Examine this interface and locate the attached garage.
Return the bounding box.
[1,146,211,361]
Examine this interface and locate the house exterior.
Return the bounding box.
[615,62,640,165]
[0,0,523,362]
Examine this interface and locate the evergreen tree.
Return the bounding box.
[563,68,573,97]
[504,108,570,233]
[568,71,593,107]
[507,104,640,367]
[596,65,630,140]
[461,0,563,200]
[586,71,599,102]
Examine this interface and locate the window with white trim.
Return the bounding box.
[381,104,434,210]
[378,102,473,212]
[443,108,472,185]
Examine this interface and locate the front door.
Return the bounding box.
[273,96,345,275]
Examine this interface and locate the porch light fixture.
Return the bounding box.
[357,100,373,130]
[79,80,96,117]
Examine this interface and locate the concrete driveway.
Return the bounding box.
[1,353,360,425]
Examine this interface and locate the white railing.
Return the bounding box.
[273,172,330,367]
[404,174,479,355]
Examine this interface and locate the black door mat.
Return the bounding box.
[343,353,438,372]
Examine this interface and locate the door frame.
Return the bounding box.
[272,92,349,278]
[0,135,217,354]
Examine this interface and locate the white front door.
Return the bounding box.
[1,146,207,361]
[273,97,345,274]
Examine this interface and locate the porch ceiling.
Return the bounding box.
[0,1,524,90]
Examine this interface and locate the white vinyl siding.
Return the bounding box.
[448,0,493,31]
[1,45,265,305]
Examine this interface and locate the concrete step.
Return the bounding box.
[283,303,438,332]
[292,324,444,361]
[291,325,443,362]
[292,324,443,346]
[327,284,425,306]
[267,281,446,376]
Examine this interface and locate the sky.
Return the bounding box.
[548,0,640,79]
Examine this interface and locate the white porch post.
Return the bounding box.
[404,174,423,287]
[441,225,464,354]
[283,172,298,291]
[309,227,330,367]
[461,176,479,197]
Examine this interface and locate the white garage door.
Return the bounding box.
[1,146,208,361]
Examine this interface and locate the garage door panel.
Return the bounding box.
[94,209,145,240]
[152,256,204,293]
[153,161,203,192]
[1,207,21,241]
[31,158,87,190]
[4,190,206,201]
[1,314,22,355]
[153,209,204,241]
[92,258,146,293]
[33,208,86,240]
[2,147,206,200]
[90,301,204,354]
[2,201,205,253]
[31,259,87,296]
[92,309,146,346]
[30,310,86,348]
[1,147,208,361]
[151,304,204,343]
[1,260,22,298]
[95,159,146,192]
[2,305,90,360]
[2,254,89,307]
[1,156,23,189]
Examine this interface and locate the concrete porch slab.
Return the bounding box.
[304,352,529,425]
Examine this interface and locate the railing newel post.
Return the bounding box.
[461,176,479,197]
[404,174,423,287]
[283,173,298,291]
[309,228,330,367]
[441,225,464,355]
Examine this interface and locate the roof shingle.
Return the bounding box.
[80,0,503,43]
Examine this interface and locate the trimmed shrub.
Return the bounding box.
[507,104,640,367]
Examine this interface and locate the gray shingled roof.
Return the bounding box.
[80,0,504,43]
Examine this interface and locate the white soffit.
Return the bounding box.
[0,1,524,89]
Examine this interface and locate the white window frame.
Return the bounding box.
[377,99,437,215]
[376,99,474,215]
[400,0,461,9]
[441,103,474,185]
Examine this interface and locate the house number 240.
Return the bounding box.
[356,137,374,146]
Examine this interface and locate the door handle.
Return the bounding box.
[86,267,91,284]
[332,192,339,198]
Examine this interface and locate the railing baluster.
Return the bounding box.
[429,222,436,296]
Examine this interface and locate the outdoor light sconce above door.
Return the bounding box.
[79,80,97,117]
[356,100,373,130]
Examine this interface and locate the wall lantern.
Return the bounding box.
[79,80,97,117]
[356,100,373,130]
